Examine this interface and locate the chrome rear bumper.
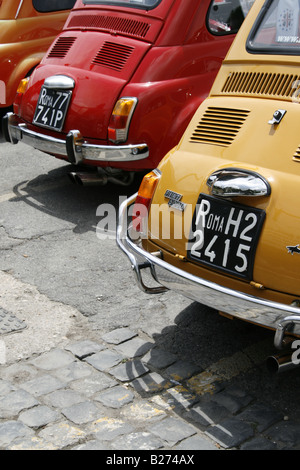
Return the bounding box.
[117,194,300,350]
[3,113,149,164]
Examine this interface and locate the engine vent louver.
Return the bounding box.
[190,107,250,147]
[293,146,300,162]
[47,37,77,59]
[222,71,300,100]
[67,14,151,39]
[92,42,134,71]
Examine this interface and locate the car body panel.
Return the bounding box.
[0,0,75,108]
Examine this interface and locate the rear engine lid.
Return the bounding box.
[43,30,151,81]
[23,30,151,139]
[148,96,300,297]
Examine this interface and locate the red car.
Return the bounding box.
[3,0,254,185]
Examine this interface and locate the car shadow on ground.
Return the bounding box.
[10,168,144,235]
[120,302,300,447]
[0,109,145,235]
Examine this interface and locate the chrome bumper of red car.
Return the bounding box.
[117,194,300,350]
[3,113,149,164]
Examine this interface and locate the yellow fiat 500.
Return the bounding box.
[118,0,300,363]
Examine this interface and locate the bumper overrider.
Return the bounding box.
[117,194,300,350]
[3,113,149,164]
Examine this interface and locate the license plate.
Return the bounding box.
[33,86,72,131]
[187,194,265,280]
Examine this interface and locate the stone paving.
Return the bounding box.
[0,327,300,451]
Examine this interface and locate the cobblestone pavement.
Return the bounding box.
[0,326,299,451]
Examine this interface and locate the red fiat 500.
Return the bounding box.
[3,0,254,185]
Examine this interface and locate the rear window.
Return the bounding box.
[33,0,76,12]
[248,0,300,54]
[208,0,255,35]
[82,0,161,10]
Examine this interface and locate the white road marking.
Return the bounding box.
[0,192,16,203]
[0,180,67,204]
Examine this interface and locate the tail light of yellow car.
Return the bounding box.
[108,97,137,143]
[131,169,161,235]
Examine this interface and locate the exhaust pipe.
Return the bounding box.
[266,352,300,374]
[68,170,135,187]
[68,172,108,186]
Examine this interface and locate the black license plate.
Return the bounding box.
[33,87,72,131]
[187,194,265,280]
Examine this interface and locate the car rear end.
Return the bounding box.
[117,0,300,349]
[4,0,162,166]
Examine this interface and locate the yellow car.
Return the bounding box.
[118,0,300,366]
[0,0,76,109]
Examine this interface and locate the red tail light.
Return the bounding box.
[108,97,137,143]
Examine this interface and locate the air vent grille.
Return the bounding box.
[47,37,77,59]
[190,107,250,147]
[222,71,300,99]
[92,42,134,71]
[67,14,151,38]
[293,146,300,162]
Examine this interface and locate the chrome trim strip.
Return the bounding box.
[81,142,148,162]
[4,115,149,164]
[15,0,24,19]
[117,195,300,348]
